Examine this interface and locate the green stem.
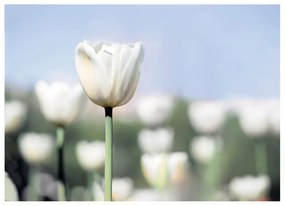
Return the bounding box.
[89,171,101,200]
[254,140,268,175]
[104,107,113,201]
[56,127,66,201]
[213,136,222,191]
[28,166,40,201]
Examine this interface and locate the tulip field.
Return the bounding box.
[4,4,280,202]
[5,90,280,201]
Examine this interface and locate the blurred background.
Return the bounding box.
[5,5,279,201]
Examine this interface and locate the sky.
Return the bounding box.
[5,5,280,100]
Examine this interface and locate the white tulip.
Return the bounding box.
[112,177,134,201]
[93,182,105,201]
[188,101,226,134]
[138,127,174,153]
[141,152,190,189]
[190,136,216,164]
[229,175,270,201]
[129,189,161,201]
[75,41,144,108]
[224,98,255,116]
[141,153,168,189]
[5,101,27,134]
[76,140,105,172]
[238,102,270,137]
[137,95,174,127]
[18,132,54,165]
[266,100,280,135]
[5,172,19,201]
[168,152,190,185]
[35,81,85,127]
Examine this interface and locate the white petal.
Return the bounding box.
[115,43,143,106]
[75,42,111,106]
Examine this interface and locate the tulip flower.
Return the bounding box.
[187,101,227,134]
[91,182,104,201]
[141,152,190,189]
[190,136,216,165]
[76,140,105,172]
[5,100,27,134]
[168,152,190,186]
[75,41,144,201]
[18,132,54,165]
[112,177,134,201]
[76,140,105,199]
[141,153,168,189]
[18,132,54,200]
[35,81,85,127]
[238,101,271,175]
[138,128,174,154]
[5,172,19,201]
[266,100,280,135]
[35,80,85,200]
[188,101,226,191]
[137,95,174,127]
[229,175,270,201]
[238,102,270,137]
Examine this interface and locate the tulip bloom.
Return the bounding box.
[75,41,144,201]
[112,177,134,201]
[188,101,226,135]
[35,81,85,127]
[229,175,270,201]
[18,132,55,200]
[190,136,216,165]
[137,95,174,127]
[75,41,143,108]
[5,101,27,134]
[141,152,190,189]
[5,172,19,201]
[138,128,174,154]
[76,140,105,172]
[238,101,272,175]
[19,132,54,165]
[35,81,85,200]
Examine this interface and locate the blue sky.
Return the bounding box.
[5,5,280,99]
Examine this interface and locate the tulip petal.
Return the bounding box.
[75,42,111,106]
[118,43,143,106]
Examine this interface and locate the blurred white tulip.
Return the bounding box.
[190,136,216,164]
[224,98,255,115]
[238,102,270,137]
[141,152,190,189]
[168,152,190,185]
[141,153,168,189]
[5,100,27,134]
[75,41,144,108]
[35,81,85,127]
[112,177,134,201]
[18,132,54,165]
[129,189,161,201]
[93,182,105,201]
[137,95,174,127]
[267,100,280,135]
[76,140,105,172]
[229,175,270,201]
[188,101,226,134]
[138,127,174,153]
[5,172,19,201]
